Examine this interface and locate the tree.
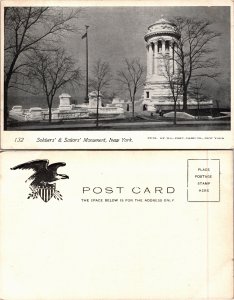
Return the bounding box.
[213,82,230,110]
[4,7,81,128]
[28,49,81,123]
[90,59,112,128]
[117,58,146,118]
[173,17,220,110]
[163,56,183,125]
[190,79,204,119]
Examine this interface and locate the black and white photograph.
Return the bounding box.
[3,4,231,132]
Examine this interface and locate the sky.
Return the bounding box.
[69,6,230,74]
[9,6,231,107]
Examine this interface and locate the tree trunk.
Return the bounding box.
[4,81,9,130]
[48,105,52,123]
[4,54,20,129]
[197,100,200,119]
[174,101,177,125]
[96,92,99,128]
[182,87,187,111]
[132,99,135,119]
[215,100,220,117]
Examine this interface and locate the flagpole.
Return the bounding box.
[84,25,89,103]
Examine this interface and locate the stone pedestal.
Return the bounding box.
[59,93,71,110]
[59,105,73,111]
[28,107,43,120]
[10,105,23,114]
[88,91,103,109]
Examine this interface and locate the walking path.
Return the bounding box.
[8,119,230,130]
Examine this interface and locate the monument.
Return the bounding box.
[88,91,103,108]
[59,93,72,111]
[142,16,212,112]
[9,92,124,122]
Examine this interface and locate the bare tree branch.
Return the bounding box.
[162,56,183,124]
[27,48,82,123]
[90,59,112,127]
[4,7,82,128]
[116,58,146,118]
[171,16,221,110]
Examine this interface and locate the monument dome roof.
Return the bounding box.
[144,16,180,42]
[154,17,172,25]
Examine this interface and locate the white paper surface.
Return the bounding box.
[1,0,233,150]
[0,150,232,300]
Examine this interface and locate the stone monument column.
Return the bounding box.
[143,16,212,112]
[154,42,157,75]
[174,43,178,74]
[148,43,153,75]
[143,16,181,107]
[162,40,165,55]
[147,45,150,75]
[169,41,173,72]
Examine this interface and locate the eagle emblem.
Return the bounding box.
[11,159,69,202]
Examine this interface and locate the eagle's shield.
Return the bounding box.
[37,183,56,202]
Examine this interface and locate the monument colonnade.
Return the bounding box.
[146,39,176,76]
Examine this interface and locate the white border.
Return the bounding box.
[1,0,233,150]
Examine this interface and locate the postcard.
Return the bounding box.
[1,0,233,149]
[0,150,233,299]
